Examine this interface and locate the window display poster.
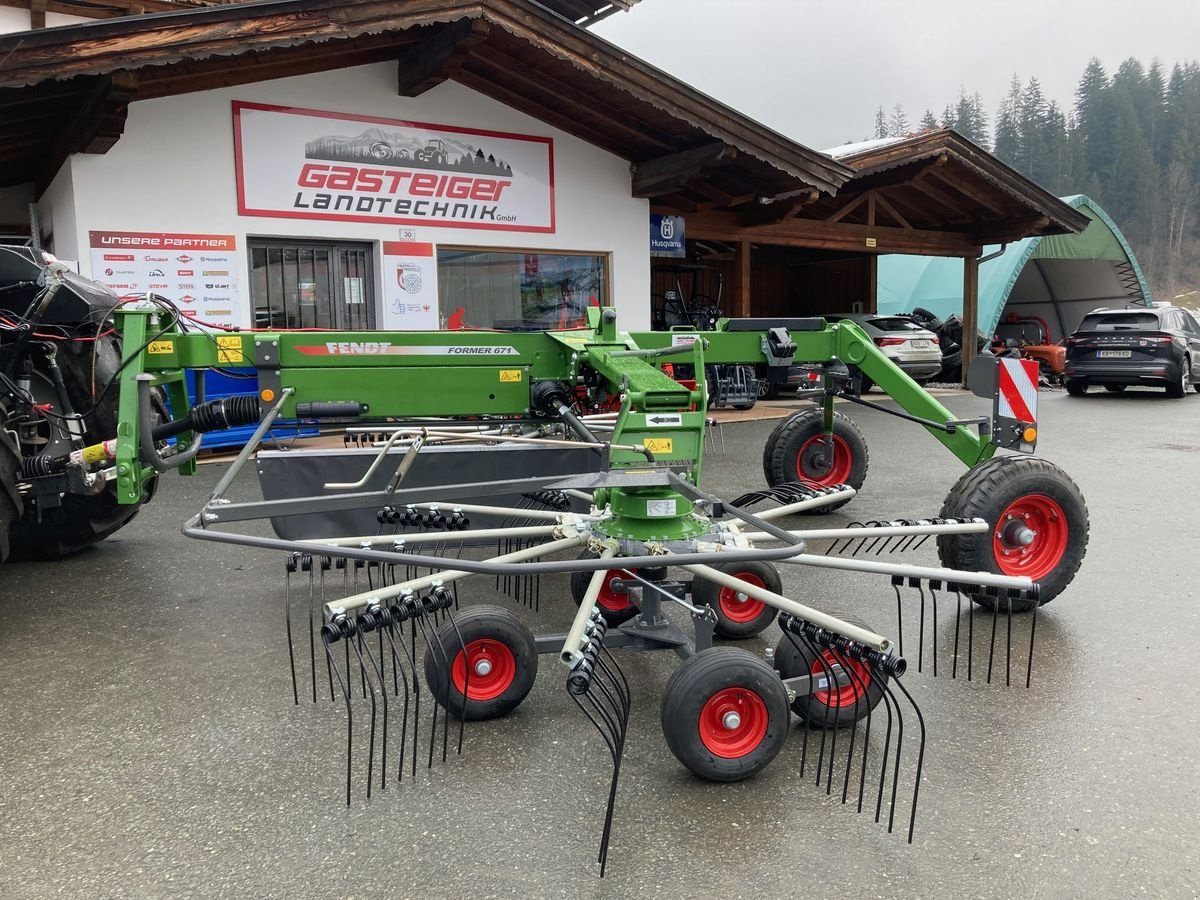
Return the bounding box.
[381,241,439,329]
[88,231,242,327]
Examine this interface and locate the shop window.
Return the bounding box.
[437,249,606,331]
[249,239,375,330]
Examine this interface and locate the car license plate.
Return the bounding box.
[1097,350,1131,358]
[909,340,931,349]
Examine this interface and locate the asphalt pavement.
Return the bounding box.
[1,386,1198,899]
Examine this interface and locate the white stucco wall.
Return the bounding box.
[0,8,92,33]
[55,62,651,329]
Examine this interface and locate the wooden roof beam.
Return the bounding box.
[397,18,491,97]
[37,71,137,190]
[927,169,1006,216]
[30,0,46,29]
[739,189,819,226]
[631,142,736,198]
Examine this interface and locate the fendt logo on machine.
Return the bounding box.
[324,342,394,355]
[295,343,521,357]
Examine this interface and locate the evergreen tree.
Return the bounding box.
[888,103,909,138]
[873,106,888,139]
[993,75,1023,165]
[919,109,939,132]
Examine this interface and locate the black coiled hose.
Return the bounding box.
[152,394,260,441]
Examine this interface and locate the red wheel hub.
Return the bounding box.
[717,573,767,623]
[452,639,517,701]
[796,434,853,486]
[598,569,638,612]
[698,687,769,758]
[811,650,871,708]
[992,494,1068,580]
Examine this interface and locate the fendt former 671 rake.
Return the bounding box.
[1,258,1089,876]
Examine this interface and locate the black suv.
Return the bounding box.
[1064,306,1200,398]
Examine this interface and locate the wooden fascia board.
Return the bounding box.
[688,217,979,257]
[0,0,484,87]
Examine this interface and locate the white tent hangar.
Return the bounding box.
[877,194,1152,342]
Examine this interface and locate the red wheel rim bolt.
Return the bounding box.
[717,572,767,623]
[698,687,769,758]
[452,639,517,701]
[991,493,1068,581]
[796,434,853,486]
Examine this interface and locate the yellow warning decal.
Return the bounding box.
[644,437,673,454]
[216,335,244,364]
[147,340,174,354]
[499,369,523,383]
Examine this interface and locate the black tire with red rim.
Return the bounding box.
[661,647,789,782]
[762,409,868,512]
[937,455,1089,611]
[569,552,642,626]
[423,605,538,721]
[692,559,782,639]
[773,612,885,728]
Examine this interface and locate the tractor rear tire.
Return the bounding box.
[773,611,886,727]
[762,409,868,511]
[661,647,789,782]
[0,424,23,564]
[424,605,538,721]
[937,456,1089,611]
[7,334,158,561]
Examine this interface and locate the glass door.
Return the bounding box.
[249,239,375,330]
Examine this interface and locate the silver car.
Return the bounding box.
[832,313,942,390]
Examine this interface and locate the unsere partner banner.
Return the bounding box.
[233,101,555,233]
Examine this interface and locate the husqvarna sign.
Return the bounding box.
[650,214,685,257]
[233,101,556,233]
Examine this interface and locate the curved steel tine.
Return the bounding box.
[322,629,353,807]
[872,672,897,825]
[951,586,963,679]
[1026,591,1038,689]
[358,620,390,794]
[319,558,332,703]
[441,606,470,756]
[913,579,926,673]
[877,675,907,835]
[409,610,447,769]
[1006,592,1013,687]
[968,587,975,681]
[345,619,379,800]
[890,674,927,844]
[930,583,939,678]
[849,659,874,813]
[800,630,837,791]
[987,591,1000,684]
[379,621,411,784]
[284,555,299,706]
[839,649,869,805]
[304,557,318,703]
[892,578,905,658]
[784,631,813,778]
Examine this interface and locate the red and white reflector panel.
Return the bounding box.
[997,357,1039,423]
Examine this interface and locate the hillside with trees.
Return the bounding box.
[870,58,1200,303]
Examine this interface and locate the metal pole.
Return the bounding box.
[560,542,619,665]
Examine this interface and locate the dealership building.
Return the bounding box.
[0,0,1087,359]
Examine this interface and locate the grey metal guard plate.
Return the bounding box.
[546,469,674,490]
[257,442,604,539]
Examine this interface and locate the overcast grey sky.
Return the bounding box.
[593,0,1200,150]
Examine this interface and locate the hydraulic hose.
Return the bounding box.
[151,394,260,441]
